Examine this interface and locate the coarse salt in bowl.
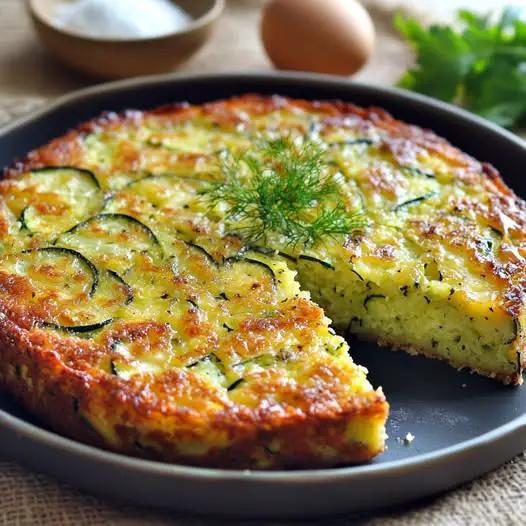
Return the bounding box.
[52,0,193,40]
[27,0,225,78]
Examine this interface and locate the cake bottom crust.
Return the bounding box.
[351,330,523,386]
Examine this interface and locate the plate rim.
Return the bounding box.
[0,70,524,485]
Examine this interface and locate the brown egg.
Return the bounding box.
[261,0,376,76]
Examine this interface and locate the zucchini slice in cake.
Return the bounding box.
[0,167,104,235]
[0,247,98,300]
[56,213,163,273]
[0,248,132,333]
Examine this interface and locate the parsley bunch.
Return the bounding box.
[395,7,526,129]
[205,137,366,247]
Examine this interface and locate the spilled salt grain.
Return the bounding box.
[404,432,415,445]
[53,0,192,40]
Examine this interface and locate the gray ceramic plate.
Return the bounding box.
[0,72,524,519]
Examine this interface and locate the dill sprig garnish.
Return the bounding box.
[204,136,367,247]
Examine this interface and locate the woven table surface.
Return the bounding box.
[0,0,524,524]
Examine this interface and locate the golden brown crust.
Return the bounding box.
[0,297,387,468]
[1,93,525,468]
[2,95,481,177]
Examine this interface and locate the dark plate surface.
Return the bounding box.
[0,72,524,519]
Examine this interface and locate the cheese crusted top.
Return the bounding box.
[7,95,526,319]
[0,94,524,462]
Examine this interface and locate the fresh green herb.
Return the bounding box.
[401,166,436,179]
[350,268,364,281]
[392,192,438,211]
[204,136,367,247]
[222,323,234,332]
[227,378,245,391]
[395,7,526,128]
[329,138,375,147]
[363,294,386,310]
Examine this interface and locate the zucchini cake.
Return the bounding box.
[0,94,523,469]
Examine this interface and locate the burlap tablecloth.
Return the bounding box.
[0,0,524,523]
